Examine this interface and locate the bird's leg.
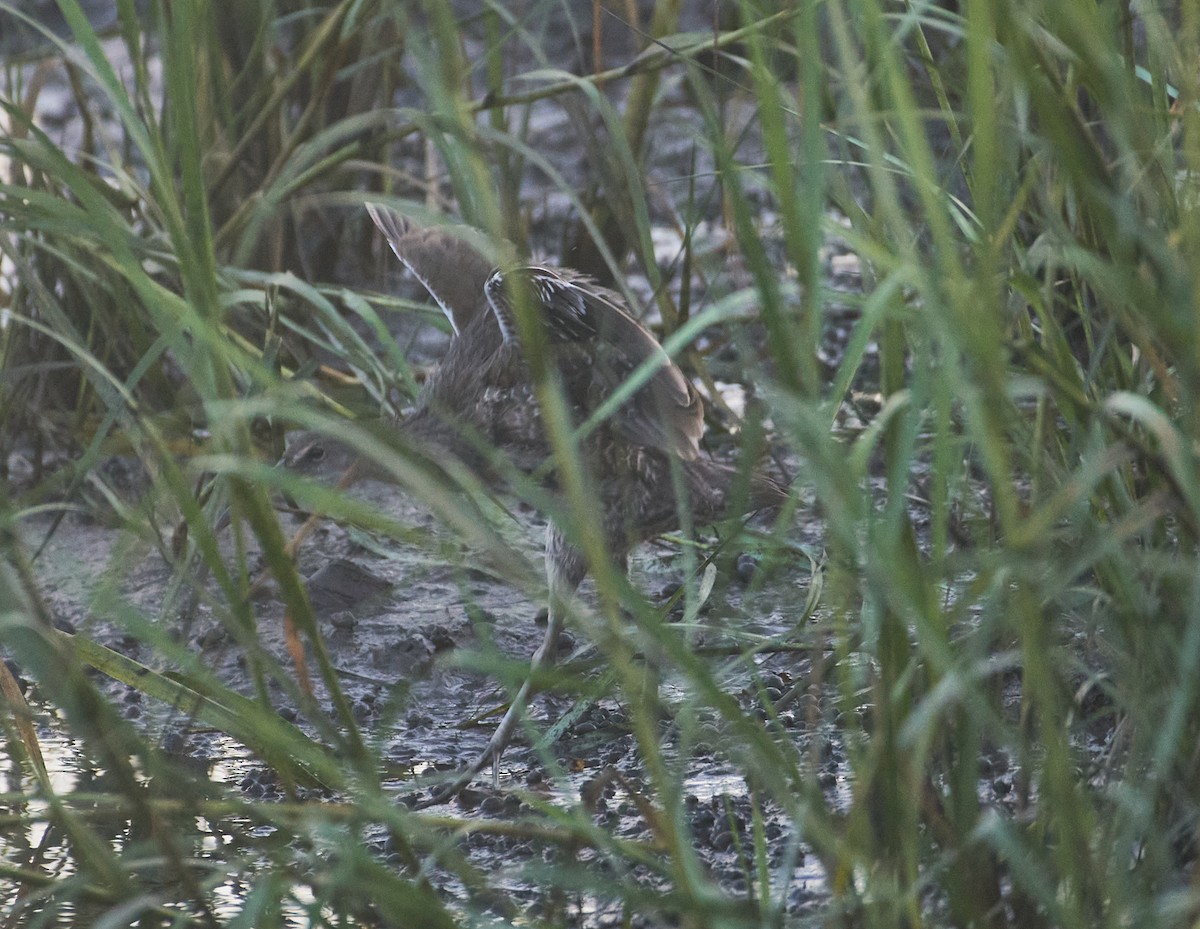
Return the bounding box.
[417,526,586,807]
[486,598,566,789]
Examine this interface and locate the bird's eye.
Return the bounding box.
[300,444,326,463]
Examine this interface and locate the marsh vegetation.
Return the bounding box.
[2,1,1198,927]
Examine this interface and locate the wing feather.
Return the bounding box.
[366,204,495,334]
[485,266,704,460]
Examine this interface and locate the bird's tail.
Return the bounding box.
[748,470,790,513]
[680,457,789,527]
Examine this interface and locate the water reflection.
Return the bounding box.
[0,700,303,926]
[1,693,836,926]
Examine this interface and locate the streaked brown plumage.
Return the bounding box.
[287,204,786,802]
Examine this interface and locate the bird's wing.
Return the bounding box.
[484,266,704,460]
[366,203,496,335]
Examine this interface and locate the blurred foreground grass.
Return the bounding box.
[3,0,1200,926]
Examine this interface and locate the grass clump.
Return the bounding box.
[2,0,1200,926]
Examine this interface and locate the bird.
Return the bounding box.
[284,203,787,804]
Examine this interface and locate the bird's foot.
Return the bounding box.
[409,679,536,809]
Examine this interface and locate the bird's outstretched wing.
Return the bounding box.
[485,266,704,460]
[366,203,496,335]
